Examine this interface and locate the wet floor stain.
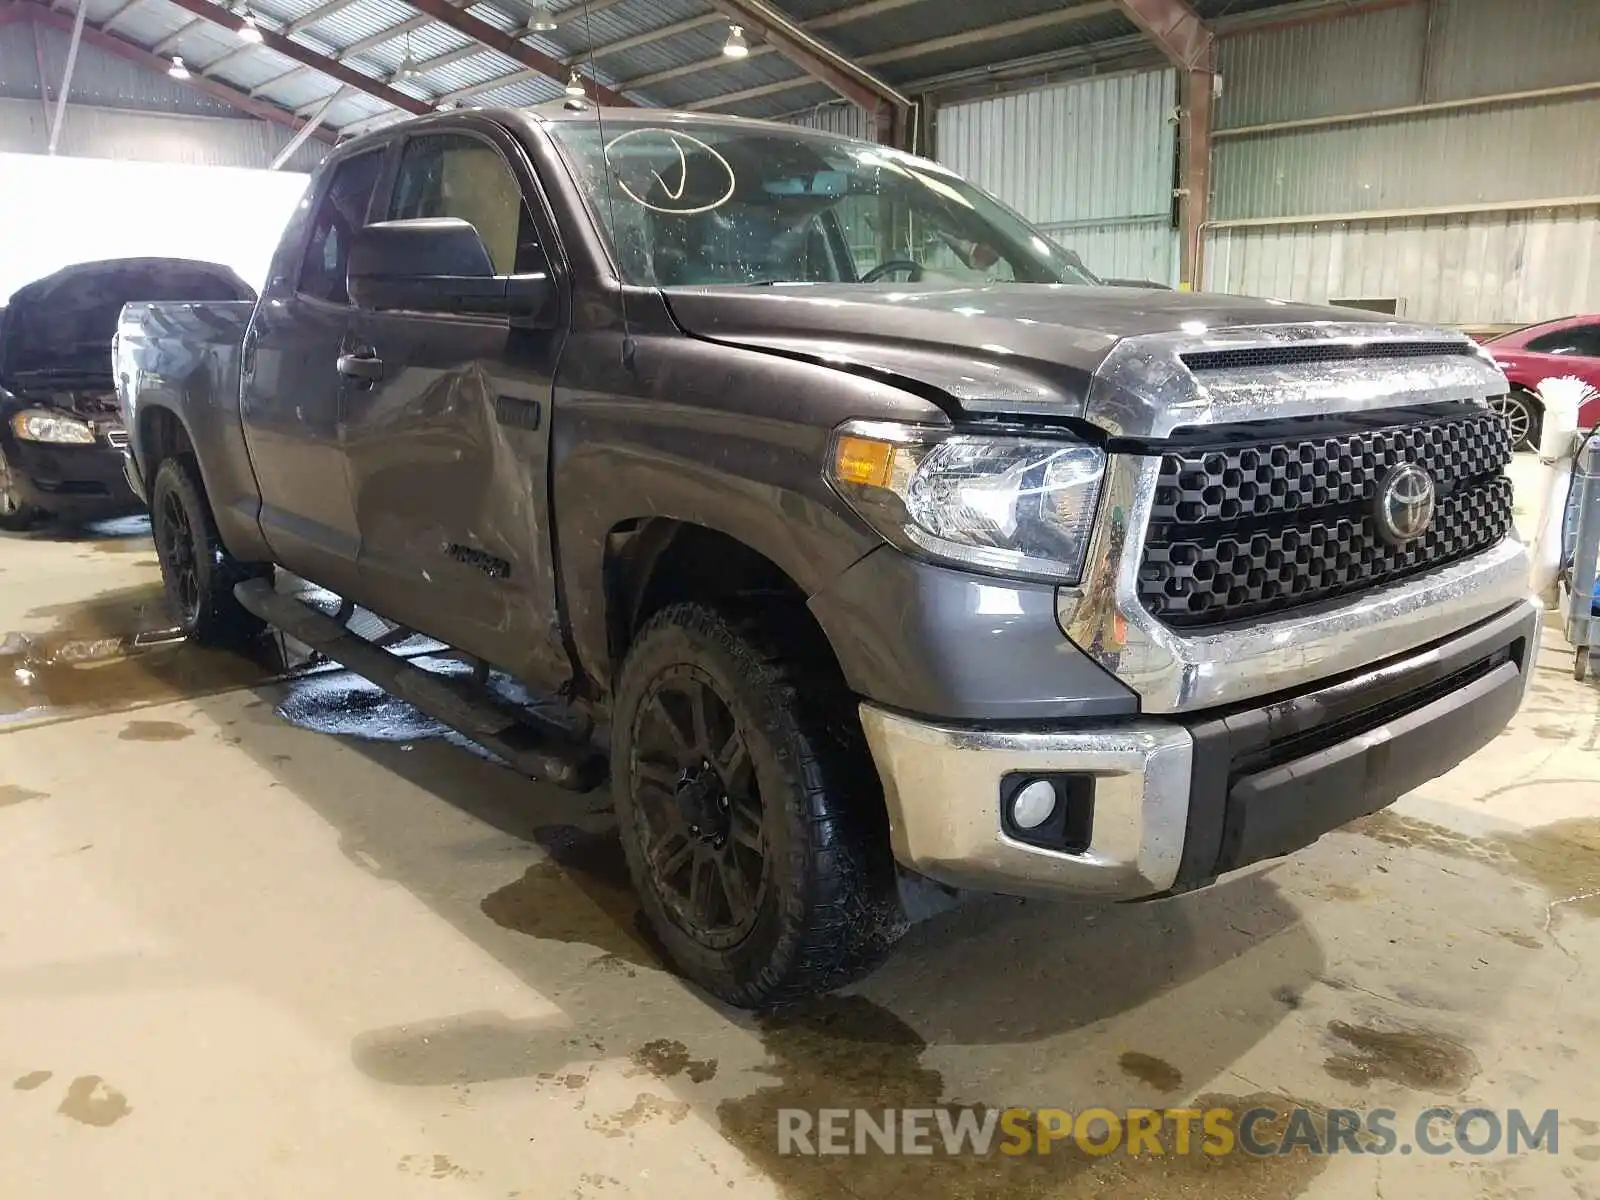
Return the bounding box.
[587,1092,691,1139]
[1572,1117,1600,1136]
[1310,881,1365,903]
[1350,812,1600,918]
[56,1076,132,1126]
[714,995,1329,1199]
[629,1038,718,1083]
[397,1153,472,1179]
[1323,1019,1479,1093]
[351,1013,589,1087]
[117,719,193,742]
[480,826,659,969]
[1575,1146,1600,1163]
[0,784,46,807]
[1116,1052,1184,1093]
[1270,985,1303,1010]
[12,1070,52,1090]
[1494,929,1545,949]
[0,584,297,726]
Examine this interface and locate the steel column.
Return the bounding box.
[1116,0,1215,289]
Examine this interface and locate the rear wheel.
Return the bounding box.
[611,602,904,1008]
[0,447,40,532]
[1492,389,1542,452]
[149,456,270,645]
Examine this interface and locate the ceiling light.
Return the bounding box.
[168,56,189,79]
[392,54,419,82]
[565,68,585,98]
[723,24,749,58]
[237,12,263,43]
[525,1,557,31]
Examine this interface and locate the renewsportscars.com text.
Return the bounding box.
[777,1106,1562,1159]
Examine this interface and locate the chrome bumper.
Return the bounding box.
[1057,454,1533,714]
[860,706,1195,900]
[861,595,1540,900]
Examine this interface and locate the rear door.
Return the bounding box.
[241,147,386,594]
[344,123,569,685]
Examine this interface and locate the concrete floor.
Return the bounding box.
[2,463,1598,1199]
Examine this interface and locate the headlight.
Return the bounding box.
[826,419,1105,584]
[11,409,96,445]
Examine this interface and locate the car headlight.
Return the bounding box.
[826,419,1105,584]
[11,409,96,445]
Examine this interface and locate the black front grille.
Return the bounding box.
[1138,407,1514,627]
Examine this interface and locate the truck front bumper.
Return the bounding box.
[861,597,1542,900]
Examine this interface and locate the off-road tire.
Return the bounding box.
[149,455,270,646]
[611,601,905,1009]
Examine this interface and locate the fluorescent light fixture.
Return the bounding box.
[525,1,557,31]
[237,12,263,43]
[565,69,585,98]
[168,56,190,79]
[723,24,750,58]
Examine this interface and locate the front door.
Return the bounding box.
[343,126,568,686]
[240,147,386,595]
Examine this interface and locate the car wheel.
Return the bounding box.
[1492,389,1543,452]
[149,455,270,646]
[611,601,905,1008]
[0,446,41,532]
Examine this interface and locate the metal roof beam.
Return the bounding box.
[151,15,202,55]
[286,0,364,35]
[1115,0,1212,70]
[12,1,339,142]
[687,2,1122,108]
[99,0,151,32]
[564,12,722,65]
[705,0,907,114]
[397,0,634,106]
[159,0,432,114]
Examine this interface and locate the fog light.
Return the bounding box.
[1010,779,1058,829]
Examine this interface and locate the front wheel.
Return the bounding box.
[611,602,904,1008]
[149,456,270,646]
[1492,389,1543,452]
[0,447,40,531]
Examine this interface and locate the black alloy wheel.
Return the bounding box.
[629,666,768,949]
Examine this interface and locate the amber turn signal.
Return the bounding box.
[832,435,896,488]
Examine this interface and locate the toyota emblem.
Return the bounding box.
[1375,463,1437,545]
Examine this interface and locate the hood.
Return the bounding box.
[0,258,255,393]
[660,283,1403,417]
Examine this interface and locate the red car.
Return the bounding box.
[1482,315,1600,449]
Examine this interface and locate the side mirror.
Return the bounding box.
[348,218,555,322]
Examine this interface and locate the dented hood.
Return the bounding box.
[661,283,1394,418]
[0,257,254,392]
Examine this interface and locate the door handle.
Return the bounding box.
[337,353,385,381]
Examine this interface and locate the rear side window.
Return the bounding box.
[298,151,384,304]
[388,133,542,275]
[1526,325,1600,356]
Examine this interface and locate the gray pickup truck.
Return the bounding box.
[116,106,1537,1008]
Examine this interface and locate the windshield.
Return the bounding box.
[544,119,1102,289]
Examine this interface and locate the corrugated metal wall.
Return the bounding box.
[1207,203,1600,325]
[936,68,1180,286]
[0,21,324,171]
[1207,0,1600,322]
[781,102,877,143]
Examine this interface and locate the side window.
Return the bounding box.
[389,133,541,276]
[298,151,383,304]
[1525,327,1596,356]
[1567,325,1600,357]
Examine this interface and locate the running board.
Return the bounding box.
[234,579,604,791]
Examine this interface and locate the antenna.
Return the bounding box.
[578,0,634,370]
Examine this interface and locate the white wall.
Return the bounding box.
[0,153,309,302]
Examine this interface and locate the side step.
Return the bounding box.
[234,579,605,791]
